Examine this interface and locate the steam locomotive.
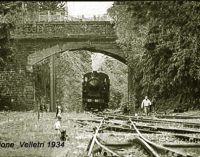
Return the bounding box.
[82,71,110,111]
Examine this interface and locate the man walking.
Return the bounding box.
[141,96,151,116]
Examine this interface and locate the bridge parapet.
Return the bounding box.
[11,21,116,39]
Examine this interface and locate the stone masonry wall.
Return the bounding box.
[0,68,34,111]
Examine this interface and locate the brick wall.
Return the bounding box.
[0,67,34,111]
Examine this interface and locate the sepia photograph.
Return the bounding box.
[0,1,200,156]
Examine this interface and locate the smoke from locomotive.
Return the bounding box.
[82,71,110,111]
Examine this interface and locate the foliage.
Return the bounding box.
[108,1,200,110]
[55,51,92,112]
[24,1,65,12]
[0,1,65,68]
[99,56,128,109]
[0,1,22,68]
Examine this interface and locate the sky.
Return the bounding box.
[67,1,113,17]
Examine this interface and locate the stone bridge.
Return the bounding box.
[10,21,134,112]
[11,21,127,66]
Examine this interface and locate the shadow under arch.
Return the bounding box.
[67,47,127,65]
[27,43,127,66]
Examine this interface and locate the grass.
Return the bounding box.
[0,111,94,157]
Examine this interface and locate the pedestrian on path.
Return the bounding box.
[141,96,151,116]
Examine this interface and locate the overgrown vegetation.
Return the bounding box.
[99,56,128,109]
[0,2,22,68]
[55,51,92,112]
[24,1,65,12]
[0,1,65,67]
[108,1,200,111]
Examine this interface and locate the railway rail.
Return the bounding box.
[95,113,200,129]
[156,115,200,119]
[83,112,200,157]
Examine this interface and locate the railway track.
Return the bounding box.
[94,113,200,131]
[156,115,200,120]
[81,112,200,157]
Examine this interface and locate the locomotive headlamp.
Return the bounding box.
[87,99,92,102]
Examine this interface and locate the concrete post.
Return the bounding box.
[50,55,56,112]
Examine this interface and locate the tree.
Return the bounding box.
[24,1,65,12]
[0,1,23,68]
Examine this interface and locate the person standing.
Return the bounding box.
[54,116,61,134]
[56,105,62,118]
[141,96,151,116]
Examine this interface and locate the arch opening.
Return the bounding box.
[27,42,127,67]
[31,48,129,113]
[68,48,127,64]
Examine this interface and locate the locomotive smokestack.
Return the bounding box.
[93,71,98,74]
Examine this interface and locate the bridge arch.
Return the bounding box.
[68,48,127,64]
[27,41,127,66]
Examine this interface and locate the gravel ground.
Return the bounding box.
[1,111,200,157]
